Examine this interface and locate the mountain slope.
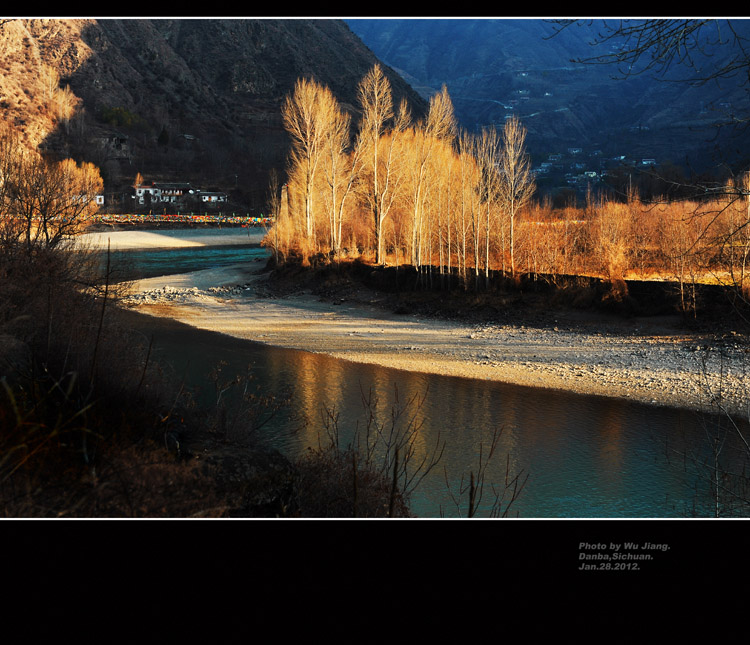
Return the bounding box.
[0,18,426,206]
[347,18,750,176]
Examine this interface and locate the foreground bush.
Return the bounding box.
[294,443,411,518]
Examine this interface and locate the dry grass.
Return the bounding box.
[0,234,226,516]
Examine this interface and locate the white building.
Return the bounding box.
[199,191,228,204]
[135,182,194,204]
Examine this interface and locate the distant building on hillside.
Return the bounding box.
[199,191,228,206]
[96,132,131,161]
[158,183,194,203]
[134,182,161,204]
[131,179,234,210]
[134,181,195,205]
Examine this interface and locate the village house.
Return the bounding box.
[158,183,194,203]
[134,181,195,205]
[130,180,233,210]
[134,182,161,205]
[198,191,228,205]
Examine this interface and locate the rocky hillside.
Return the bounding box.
[0,18,426,208]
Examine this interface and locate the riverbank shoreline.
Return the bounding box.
[82,228,750,419]
[75,227,268,250]
[118,261,749,419]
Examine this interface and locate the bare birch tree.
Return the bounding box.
[733,173,750,298]
[265,169,283,265]
[475,126,501,281]
[321,101,363,261]
[551,19,750,91]
[0,127,24,243]
[498,116,535,277]
[455,130,484,288]
[456,131,479,287]
[406,85,457,269]
[429,139,458,281]
[356,64,410,265]
[282,77,335,245]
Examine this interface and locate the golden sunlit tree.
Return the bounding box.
[455,130,481,286]
[405,85,457,270]
[282,77,339,248]
[0,128,102,249]
[715,172,750,302]
[589,196,632,280]
[321,97,363,260]
[431,141,455,278]
[269,69,750,309]
[356,64,410,265]
[474,126,501,281]
[497,115,535,277]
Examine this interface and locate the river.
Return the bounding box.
[104,230,750,518]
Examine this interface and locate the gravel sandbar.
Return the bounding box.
[122,263,750,418]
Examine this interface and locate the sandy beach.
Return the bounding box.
[76,228,267,250]
[94,229,750,418]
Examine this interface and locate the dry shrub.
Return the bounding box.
[0,234,198,516]
[291,387,444,518]
[78,444,226,518]
[589,200,632,279]
[1,229,304,517]
[202,360,289,444]
[606,278,629,302]
[0,359,216,517]
[599,277,640,316]
[1,240,151,405]
[294,444,410,518]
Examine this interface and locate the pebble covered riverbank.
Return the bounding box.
[121,264,750,419]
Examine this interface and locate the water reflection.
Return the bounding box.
[124,309,749,518]
[116,238,750,518]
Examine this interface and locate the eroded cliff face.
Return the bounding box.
[0,18,426,191]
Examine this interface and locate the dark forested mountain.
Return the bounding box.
[348,18,750,184]
[0,18,426,208]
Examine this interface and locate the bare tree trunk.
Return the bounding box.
[498,116,535,278]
